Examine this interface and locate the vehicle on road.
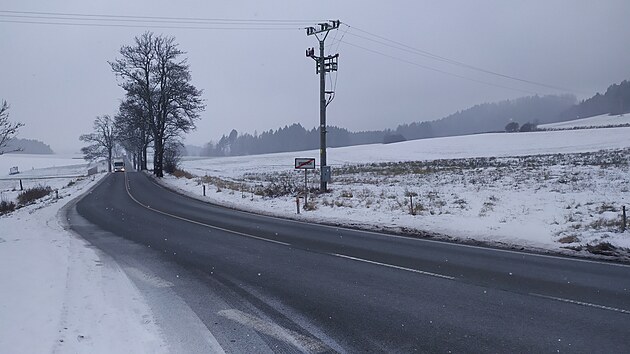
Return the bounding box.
[113,160,125,172]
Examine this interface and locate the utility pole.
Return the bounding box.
[306,20,340,191]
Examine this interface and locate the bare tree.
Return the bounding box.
[110,32,204,177]
[115,95,152,170]
[0,100,25,155]
[80,115,117,172]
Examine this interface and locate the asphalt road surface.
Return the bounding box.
[68,172,630,353]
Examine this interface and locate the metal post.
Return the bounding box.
[319,39,327,191]
[304,169,308,205]
[203,185,206,196]
[623,205,627,232]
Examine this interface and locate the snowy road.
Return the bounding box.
[69,172,630,352]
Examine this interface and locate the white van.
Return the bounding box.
[113,160,125,172]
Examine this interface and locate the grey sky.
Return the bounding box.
[1,0,628,153]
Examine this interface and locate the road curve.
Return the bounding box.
[69,172,630,353]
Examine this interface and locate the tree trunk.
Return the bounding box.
[154,138,163,177]
[142,145,148,171]
[107,149,112,172]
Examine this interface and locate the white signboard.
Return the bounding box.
[295,158,316,169]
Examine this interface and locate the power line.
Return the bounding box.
[0,13,311,26]
[0,19,304,31]
[0,10,322,24]
[0,10,576,94]
[331,25,349,95]
[342,23,578,93]
[341,40,537,95]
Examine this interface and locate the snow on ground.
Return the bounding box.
[539,112,630,129]
[166,127,630,260]
[181,127,630,178]
[0,161,166,353]
[0,153,89,177]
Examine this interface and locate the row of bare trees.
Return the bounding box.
[81,32,204,176]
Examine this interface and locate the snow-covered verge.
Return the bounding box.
[539,112,630,130]
[0,169,166,353]
[164,128,630,261]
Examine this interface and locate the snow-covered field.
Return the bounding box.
[0,155,103,206]
[0,153,89,177]
[539,112,630,129]
[0,161,166,353]
[166,126,630,260]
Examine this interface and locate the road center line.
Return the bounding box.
[529,293,630,315]
[331,253,455,280]
[124,173,290,247]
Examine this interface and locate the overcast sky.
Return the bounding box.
[1,0,629,153]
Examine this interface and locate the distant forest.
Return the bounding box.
[198,79,630,157]
[559,80,630,121]
[4,138,54,154]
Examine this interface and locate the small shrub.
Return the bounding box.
[453,198,467,209]
[558,235,580,244]
[0,200,16,215]
[356,188,374,200]
[17,185,52,205]
[479,200,495,217]
[334,199,351,207]
[66,180,76,187]
[597,203,618,213]
[340,190,353,198]
[411,203,425,215]
[303,201,318,211]
[172,169,194,179]
[588,217,621,231]
[586,242,616,256]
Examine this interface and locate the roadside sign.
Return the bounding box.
[295,158,316,170]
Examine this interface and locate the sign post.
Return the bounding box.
[295,158,316,206]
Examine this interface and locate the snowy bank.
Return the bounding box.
[0,171,166,353]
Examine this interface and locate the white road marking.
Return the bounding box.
[218,309,329,354]
[529,293,630,315]
[124,173,290,247]
[332,253,455,280]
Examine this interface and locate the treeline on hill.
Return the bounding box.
[395,94,576,140]
[201,126,387,156]
[3,138,54,154]
[200,94,576,157]
[559,80,630,121]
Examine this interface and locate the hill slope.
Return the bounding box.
[3,138,54,154]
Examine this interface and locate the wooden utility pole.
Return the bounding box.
[306,20,340,191]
